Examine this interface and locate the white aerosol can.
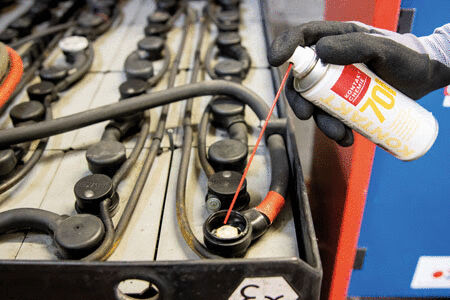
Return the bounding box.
[288,46,439,160]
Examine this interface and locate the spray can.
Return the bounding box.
[288,46,438,160]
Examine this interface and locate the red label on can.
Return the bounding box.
[331,65,371,106]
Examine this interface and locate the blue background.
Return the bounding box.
[348,0,450,297]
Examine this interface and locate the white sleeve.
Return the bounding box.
[418,24,450,67]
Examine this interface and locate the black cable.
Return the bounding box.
[90,13,115,39]
[0,80,271,147]
[81,199,114,261]
[109,131,160,258]
[54,44,95,92]
[0,208,60,234]
[0,96,53,194]
[111,114,150,187]
[204,40,252,80]
[204,40,217,79]
[0,42,94,193]
[199,2,252,176]
[226,44,251,75]
[267,134,289,197]
[9,22,76,49]
[3,0,85,105]
[166,2,186,28]
[177,113,220,259]
[205,3,237,32]
[197,104,214,177]
[181,3,289,258]
[204,3,251,78]
[147,44,171,87]
[99,4,193,260]
[175,10,221,259]
[228,122,248,145]
[116,1,192,235]
[0,26,67,115]
[0,19,102,194]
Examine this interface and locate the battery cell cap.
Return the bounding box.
[147,11,170,24]
[138,36,164,59]
[59,36,89,53]
[217,10,240,24]
[26,81,55,102]
[0,149,17,176]
[214,59,243,78]
[119,79,147,99]
[10,101,45,126]
[208,139,247,172]
[74,174,120,216]
[211,95,245,117]
[86,140,126,176]
[217,32,241,48]
[77,13,104,28]
[39,66,68,83]
[54,214,105,258]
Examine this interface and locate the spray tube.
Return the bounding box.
[288,46,438,160]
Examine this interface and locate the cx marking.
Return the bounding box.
[240,284,284,300]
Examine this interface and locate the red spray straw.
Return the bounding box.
[224,63,293,224]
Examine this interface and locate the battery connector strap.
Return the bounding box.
[255,190,285,224]
[0,47,23,108]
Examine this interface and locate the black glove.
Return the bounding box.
[269,21,450,146]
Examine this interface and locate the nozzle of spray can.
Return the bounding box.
[288,46,438,160]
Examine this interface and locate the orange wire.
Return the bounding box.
[224,63,293,224]
[0,46,23,108]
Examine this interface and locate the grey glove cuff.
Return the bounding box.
[419,24,450,67]
[349,21,450,67]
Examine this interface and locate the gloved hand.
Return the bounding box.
[269,21,450,146]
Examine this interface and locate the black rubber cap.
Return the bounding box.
[77,12,104,28]
[86,140,126,176]
[119,79,148,99]
[207,170,250,210]
[26,81,55,102]
[218,23,239,32]
[214,59,243,79]
[210,96,245,128]
[9,101,45,126]
[138,36,164,60]
[211,96,245,117]
[0,28,18,44]
[147,11,171,24]
[217,32,241,48]
[125,55,154,80]
[217,10,240,24]
[144,24,169,37]
[208,139,248,172]
[54,214,105,259]
[0,149,17,176]
[74,174,119,216]
[40,66,68,83]
[203,210,252,257]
